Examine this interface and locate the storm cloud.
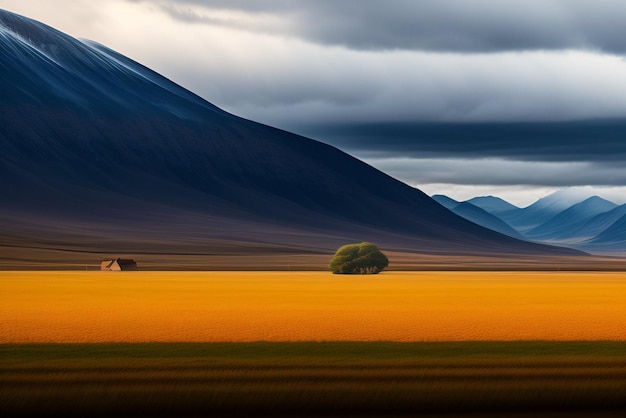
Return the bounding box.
[299,120,626,163]
[366,158,626,187]
[136,0,626,54]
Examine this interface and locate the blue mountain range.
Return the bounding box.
[433,192,626,254]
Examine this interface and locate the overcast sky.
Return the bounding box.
[2,0,626,206]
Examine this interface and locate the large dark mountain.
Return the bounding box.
[0,10,580,266]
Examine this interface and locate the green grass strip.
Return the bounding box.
[2,341,625,362]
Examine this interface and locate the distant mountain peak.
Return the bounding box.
[581,195,617,206]
[466,196,519,214]
[529,188,597,211]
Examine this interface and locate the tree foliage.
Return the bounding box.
[329,242,389,274]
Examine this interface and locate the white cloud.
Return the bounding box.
[5,1,626,125]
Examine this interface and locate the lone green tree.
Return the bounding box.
[329,242,389,274]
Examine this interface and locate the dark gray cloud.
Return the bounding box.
[364,158,626,188]
[296,120,626,164]
[134,0,626,53]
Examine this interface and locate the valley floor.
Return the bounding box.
[1,271,625,342]
[1,272,625,416]
[3,241,626,271]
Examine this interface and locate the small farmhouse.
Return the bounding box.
[101,258,137,271]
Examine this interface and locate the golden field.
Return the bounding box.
[1,271,625,342]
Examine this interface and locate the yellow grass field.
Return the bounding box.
[1,271,625,342]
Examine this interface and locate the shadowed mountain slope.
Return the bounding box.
[0,10,581,267]
[590,214,626,244]
[431,195,459,210]
[432,196,522,239]
[571,204,626,242]
[584,214,626,251]
[523,196,617,240]
[451,202,523,240]
[498,190,591,232]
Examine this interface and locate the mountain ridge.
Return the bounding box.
[466,196,520,214]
